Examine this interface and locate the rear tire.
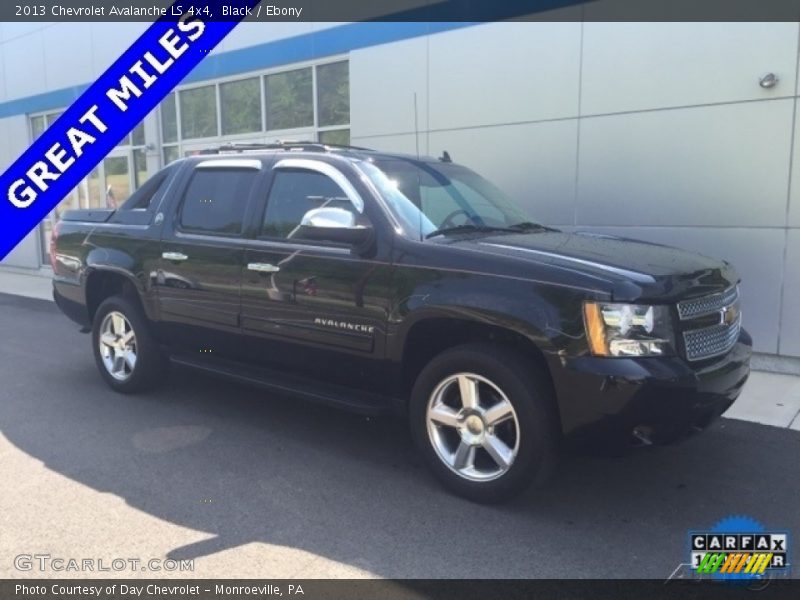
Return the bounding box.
[409,343,559,503]
[92,295,167,393]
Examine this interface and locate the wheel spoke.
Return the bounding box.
[457,375,479,410]
[100,333,117,348]
[483,400,514,427]
[483,434,513,469]
[112,314,126,335]
[124,349,137,371]
[452,440,475,470]
[112,353,126,375]
[121,330,135,345]
[428,404,461,429]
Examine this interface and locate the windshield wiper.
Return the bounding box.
[425,224,510,239]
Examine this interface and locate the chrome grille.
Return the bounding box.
[677,285,738,320]
[683,313,741,361]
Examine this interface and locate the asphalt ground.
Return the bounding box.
[0,292,798,579]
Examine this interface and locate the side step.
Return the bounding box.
[169,353,399,416]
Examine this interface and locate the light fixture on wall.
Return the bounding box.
[759,73,779,89]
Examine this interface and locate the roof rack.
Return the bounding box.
[198,140,375,155]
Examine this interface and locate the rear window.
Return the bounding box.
[120,164,175,211]
[178,168,257,235]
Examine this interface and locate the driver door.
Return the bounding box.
[239,158,393,392]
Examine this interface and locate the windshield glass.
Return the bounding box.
[358,158,534,240]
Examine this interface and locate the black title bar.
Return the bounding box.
[2,0,800,22]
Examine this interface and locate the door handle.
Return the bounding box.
[248,262,280,273]
[162,252,188,261]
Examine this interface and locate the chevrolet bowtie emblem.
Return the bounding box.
[721,304,739,326]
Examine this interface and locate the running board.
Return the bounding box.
[170,354,398,416]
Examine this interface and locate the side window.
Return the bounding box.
[120,165,174,211]
[179,168,257,235]
[261,169,357,239]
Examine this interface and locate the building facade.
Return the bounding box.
[0,21,798,357]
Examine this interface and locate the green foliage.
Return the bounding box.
[266,68,313,131]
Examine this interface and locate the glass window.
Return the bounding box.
[262,170,355,239]
[180,85,218,139]
[318,129,350,146]
[46,112,62,126]
[317,61,349,127]
[161,93,178,143]
[164,146,180,165]
[133,148,148,188]
[131,122,145,146]
[103,156,131,209]
[179,169,256,235]
[220,77,262,135]
[122,165,173,210]
[265,67,313,130]
[31,116,45,140]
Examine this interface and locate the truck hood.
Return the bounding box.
[444,230,739,302]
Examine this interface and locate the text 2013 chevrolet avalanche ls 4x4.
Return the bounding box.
[52,142,751,503]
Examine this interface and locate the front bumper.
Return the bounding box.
[552,329,752,448]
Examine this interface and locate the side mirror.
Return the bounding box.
[298,207,372,246]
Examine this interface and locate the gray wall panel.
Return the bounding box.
[577,100,794,227]
[429,120,578,226]
[350,37,428,139]
[779,230,800,356]
[581,23,798,115]
[428,22,581,130]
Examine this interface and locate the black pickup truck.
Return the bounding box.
[52,142,751,502]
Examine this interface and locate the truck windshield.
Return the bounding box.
[358,158,538,240]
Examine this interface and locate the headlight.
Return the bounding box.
[583,302,674,357]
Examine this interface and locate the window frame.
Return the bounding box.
[158,55,350,158]
[175,165,261,238]
[257,161,363,244]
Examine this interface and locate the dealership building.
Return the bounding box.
[0,20,798,360]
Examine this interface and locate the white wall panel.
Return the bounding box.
[788,101,800,228]
[580,226,784,354]
[779,230,800,356]
[0,230,41,270]
[428,22,581,130]
[89,22,148,76]
[577,100,793,227]
[350,36,428,139]
[216,22,317,54]
[44,23,94,92]
[1,29,47,100]
[581,22,798,115]
[429,120,578,226]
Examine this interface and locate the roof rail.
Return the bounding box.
[198,140,374,155]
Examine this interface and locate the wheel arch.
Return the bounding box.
[396,312,561,430]
[85,267,151,324]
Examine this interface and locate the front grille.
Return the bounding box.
[677,285,739,320]
[683,313,742,361]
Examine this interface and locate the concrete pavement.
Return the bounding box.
[0,291,798,579]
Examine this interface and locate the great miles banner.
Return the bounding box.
[0,1,260,260]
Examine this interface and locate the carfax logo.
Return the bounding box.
[688,516,790,580]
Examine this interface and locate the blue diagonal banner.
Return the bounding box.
[0,1,261,260]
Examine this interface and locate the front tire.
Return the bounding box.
[410,343,559,503]
[92,295,167,393]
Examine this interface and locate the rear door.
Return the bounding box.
[156,158,263,356]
